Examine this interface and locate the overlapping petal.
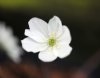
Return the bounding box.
[48,16,62,37]
[21,38,48,52]
[38,48,57,62]
[25,29,47,42]
[57,25,71,44]
[28,17,48,37]
[53,45,72,58]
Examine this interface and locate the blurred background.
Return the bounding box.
[0,0,100,78]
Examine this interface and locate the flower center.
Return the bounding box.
[48,38,56,47]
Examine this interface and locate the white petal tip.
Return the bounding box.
[59,46,72,59]
[21,39,31,52]
[52,16,61,21]
[38,52,57,62]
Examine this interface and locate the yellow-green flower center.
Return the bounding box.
[48,38,56,47]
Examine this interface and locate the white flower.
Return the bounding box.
[0,23,22,62]
[21,16,72,62]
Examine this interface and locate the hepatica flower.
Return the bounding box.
[0,23,22,62]
[21,16,72,62]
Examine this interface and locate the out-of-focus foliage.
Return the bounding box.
[0,0,41,9]
[0,0,100,22]
[0,0,90,8]
[0,0,99,11]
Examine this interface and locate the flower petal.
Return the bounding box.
[58,25,71,44]
[21,38,48,53]
[38,48,57,62]
[25,29,47,42]
[54,45,72,58]
[28,17,48,37]
[48,16,62,37]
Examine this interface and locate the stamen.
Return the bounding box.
[48,38,56,47]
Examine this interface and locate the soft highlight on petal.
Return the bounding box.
[28,17,48,37]
[58,25,71,44]
[21,38,48,53]
[25,29,47,42]
[48,16,62,37]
